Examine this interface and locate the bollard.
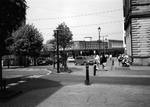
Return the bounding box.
[93,63,97,76]
[85,63,90,85]
[111,58,114,70]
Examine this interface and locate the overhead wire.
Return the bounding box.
[27,9,123,21]
[38,20,123,30]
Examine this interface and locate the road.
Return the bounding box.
[1,61,150,107]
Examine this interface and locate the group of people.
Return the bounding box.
[95,54,108,71]
[118,54,130,67]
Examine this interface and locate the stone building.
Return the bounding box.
[123,0,150,65]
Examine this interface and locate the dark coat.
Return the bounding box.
[100,55,107,64]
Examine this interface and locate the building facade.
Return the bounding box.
[65,39,124,57]
[123,0,150,65]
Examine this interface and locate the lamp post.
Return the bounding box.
[52,45,56,69]
[98,27,101,56]
[84,36,92,85]
[53,29,62,73]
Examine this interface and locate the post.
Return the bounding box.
[53,49,55,69]
[111,58,114,70]
[93,62,97,76]
[85,64,90,85]
[102,35,108,55]
[98,27,101,56]
[56,30,60,73]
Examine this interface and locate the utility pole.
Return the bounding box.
[54,29,61,73]
[98,27,101,56]
[56,30,60,73]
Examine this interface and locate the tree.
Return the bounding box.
[13,24,44,66]
[44,39,56,56]
[0,0,27,82]
[53,22,73,70]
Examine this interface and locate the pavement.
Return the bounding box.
[1,60,150,107]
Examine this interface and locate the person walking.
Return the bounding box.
[118,54,123,66]
[95,55,100,70]
[100,54,107,71]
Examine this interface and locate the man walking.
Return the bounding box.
[100,54,107,71]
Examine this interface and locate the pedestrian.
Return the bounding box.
[95,55,100,70]
[110,58,114,70]
[100,54,107,71]
[2,59,3,67]
[109,54,112,61]
[118,54,123,66]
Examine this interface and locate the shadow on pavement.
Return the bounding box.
[0,76,63,107]
[92,76,150,86]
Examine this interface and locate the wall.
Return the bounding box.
[126,24,132,56]
[132,17,150,65]
[124,0,150,65]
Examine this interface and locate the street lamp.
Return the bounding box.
[52,45,56,69]
[53,29,62,73]
[98,27,101,56]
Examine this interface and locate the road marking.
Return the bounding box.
[8,83,19,86]
[26,75,45,78]
[18,80,26,83]
[44,69,52,75]
[6,86,11,89]
[97,75,150,78]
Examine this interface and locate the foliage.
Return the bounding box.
[53,22,73,50]
[13,24,44,57]
[46,38,56,44]
[0,0,27,81]
[53,22,73,69]
[43,44,53,52]
[5,36,15,54]
[0,0,27,54]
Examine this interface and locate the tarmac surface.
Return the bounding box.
[1,59,150,107]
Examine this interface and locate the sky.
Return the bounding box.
[26,0,124,43]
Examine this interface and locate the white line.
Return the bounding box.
[97,75,150,78]
[8,83,19,86]
[43,69,52,75]
[18,80,26,83]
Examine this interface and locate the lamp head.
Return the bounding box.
[98,27,101,32]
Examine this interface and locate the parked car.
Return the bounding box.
[67,57,75,62]
[74,56,96,65]
[37,57,53,65]
[37,58,47,65]
[86,56,97,65]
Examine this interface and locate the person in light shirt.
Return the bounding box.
[95,55,100,70]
